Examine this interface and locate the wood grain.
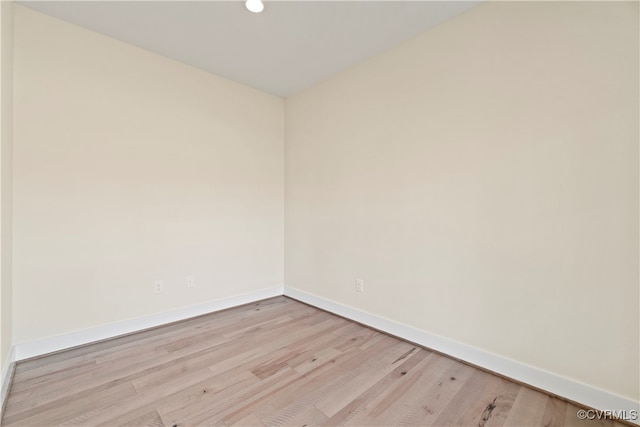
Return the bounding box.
[1,297,628,426]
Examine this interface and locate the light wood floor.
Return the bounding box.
[1,297,627,426]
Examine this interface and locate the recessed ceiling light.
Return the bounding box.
[245,0,264,13]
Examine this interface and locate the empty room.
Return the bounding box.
[0,0,638,425]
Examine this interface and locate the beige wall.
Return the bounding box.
[285,1,639,401]
[0,0,14,369]
[12,6,284,344]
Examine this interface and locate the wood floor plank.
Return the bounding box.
[339,349,436,426]
[385,357,476,426]
[426,368,493,425]
[99,369,259,427]
[233,413,265,427]
[313,341,416,418]
[119,410,165,427]
[1,296,622,427]
[324,352,442,426]
[167,366,301,426]
[262,404,328,427]
[3,381,137,426]
[245,329,380,418]
[503,387,550,426]
[541,396,570,426]
[469,376,520,427]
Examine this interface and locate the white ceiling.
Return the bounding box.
[19,1,480,97]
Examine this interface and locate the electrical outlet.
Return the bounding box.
[356,278,364,293]
[154,280,163,294]
[186,275,195,288]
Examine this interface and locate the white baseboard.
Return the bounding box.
[284,285,640,425]
[14,285,283,361]
[1,345,16,416]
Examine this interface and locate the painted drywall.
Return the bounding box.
[0,0,13,371]
[285,1,639,402]
[12,5,284,344]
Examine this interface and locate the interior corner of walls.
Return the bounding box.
[274,283,285,295]
[1,345,16,413]
[13,286,284,361]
